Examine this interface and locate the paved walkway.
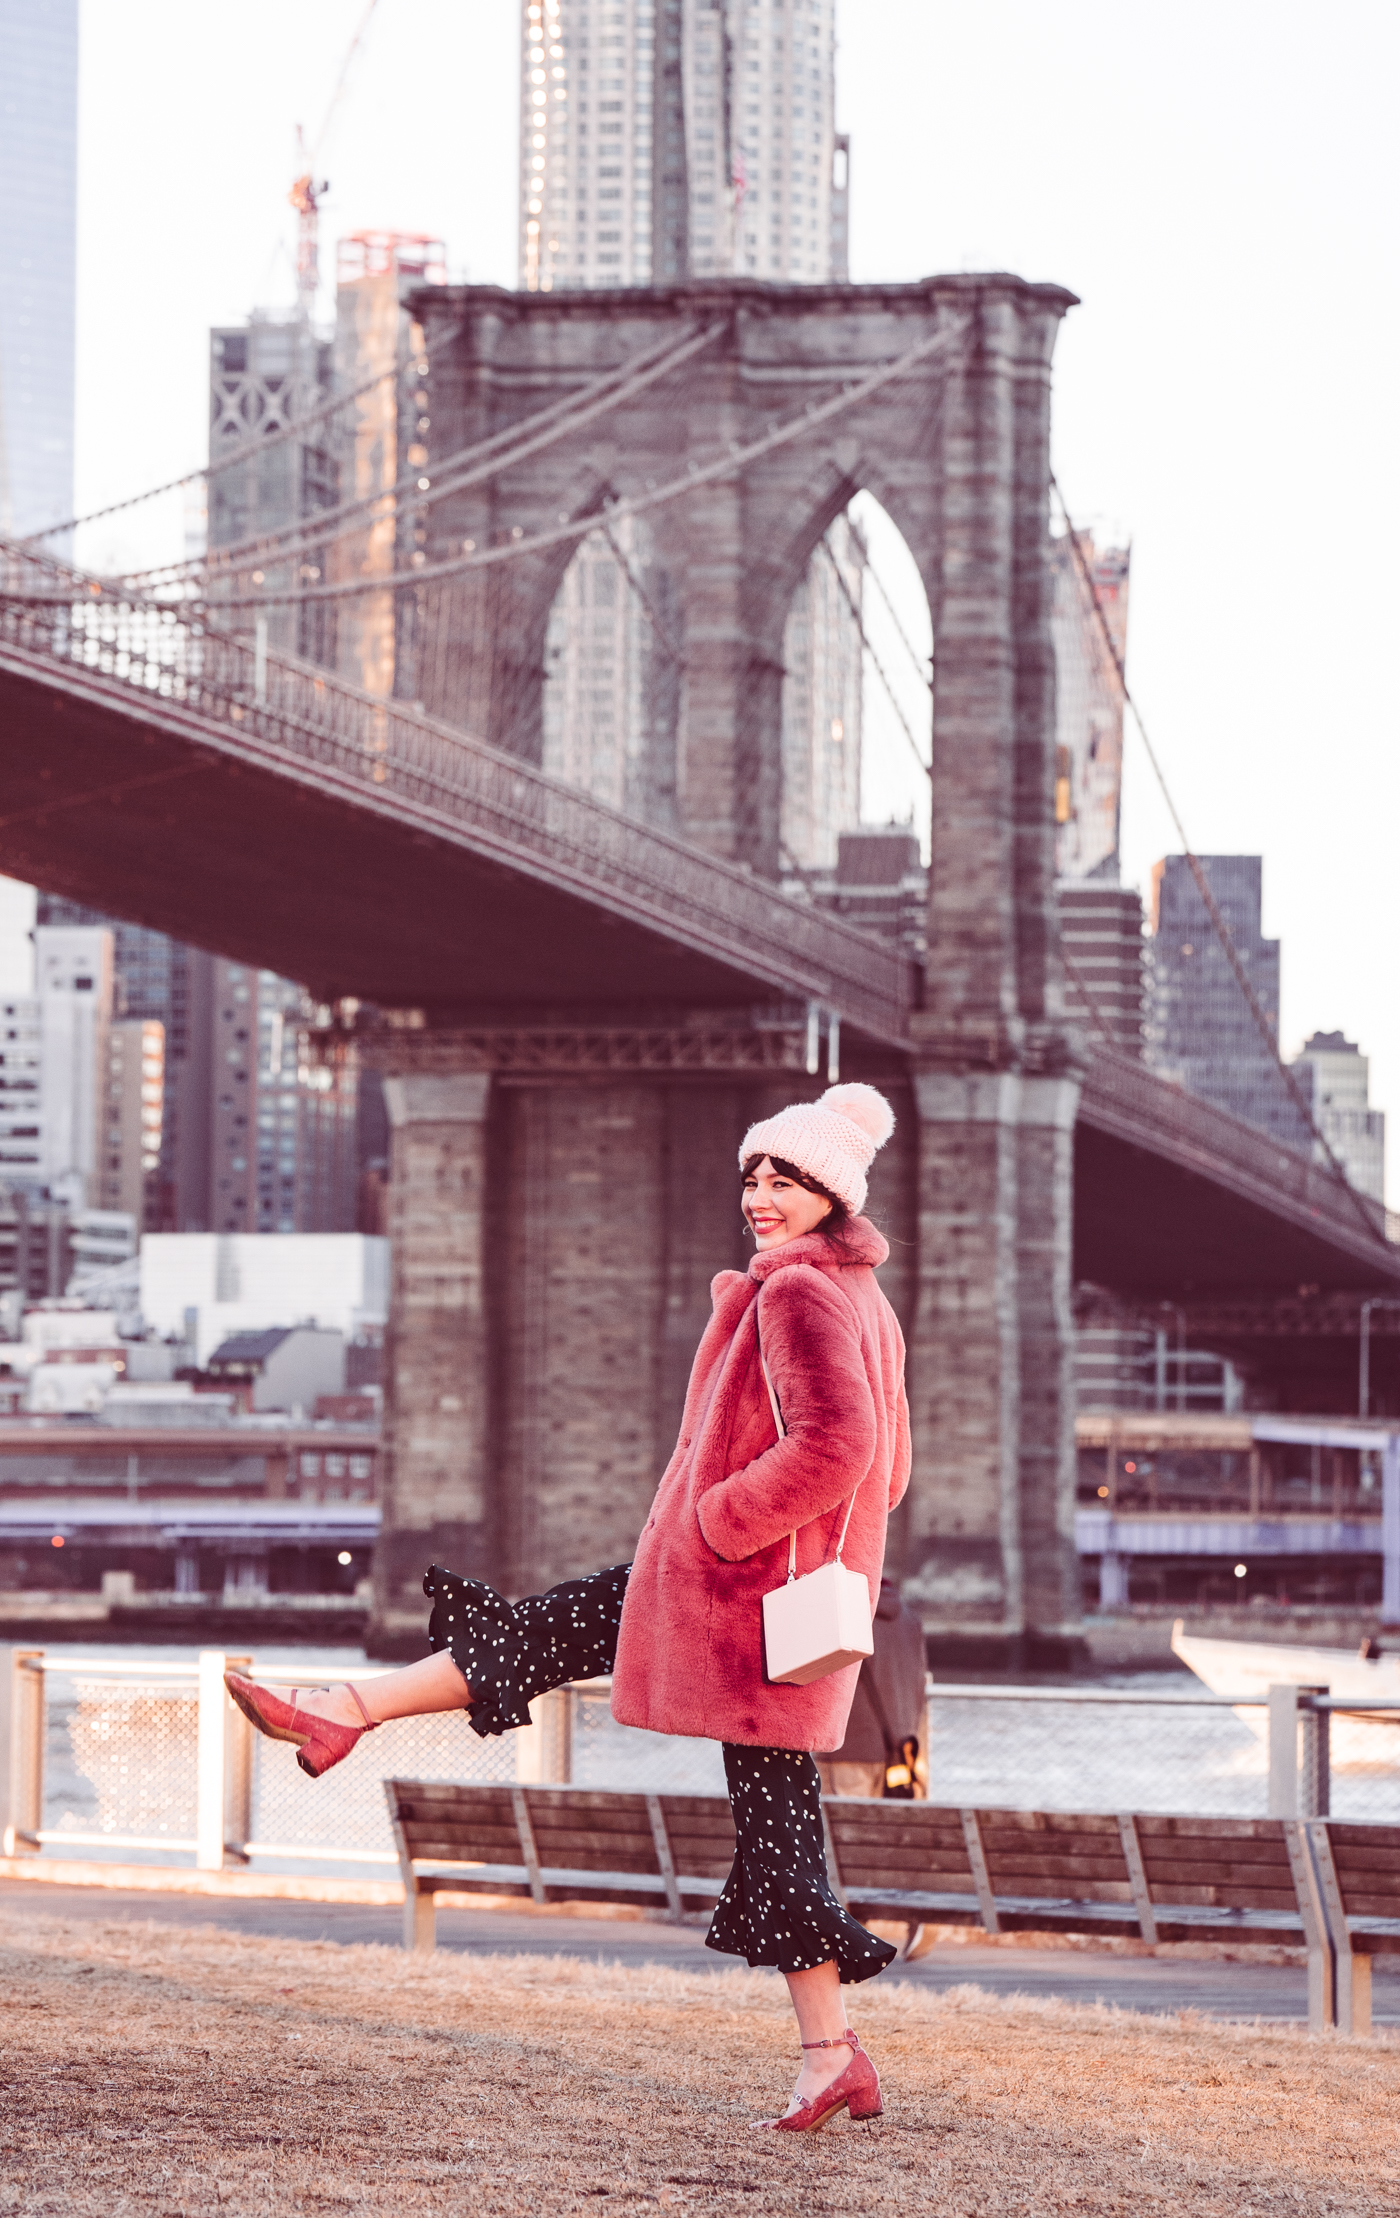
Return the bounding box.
[5,1880,1394,2022]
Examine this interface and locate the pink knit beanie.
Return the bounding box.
[738,1083,896,1215]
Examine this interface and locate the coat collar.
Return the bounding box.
[747,1215,888,1280]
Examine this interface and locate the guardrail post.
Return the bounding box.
[196,1651,230,1871]
[1267,1684,1300,1817]
[1383,1437,1400,1625]
[515,1688,572,1784]
[1269,1684,1328,1818]
[223,1652,252,1864]
[0,1647,43,1856]
[1300,1691,1330,1819]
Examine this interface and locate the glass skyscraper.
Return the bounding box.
[1147,856,1311,1153]
[0,0,78,541]
[519,0,848,290]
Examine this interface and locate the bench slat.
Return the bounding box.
[1337,1891,1400,1920]
[1330,1847,1400,1877]
[1141,1857,1297,1890]
[980,1855,1133,1883]
[828,1844,972,1874]
[1133,1816,1287,1842]
[969,1812,1124,1838]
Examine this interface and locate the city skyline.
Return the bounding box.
[15,0,1398,1185]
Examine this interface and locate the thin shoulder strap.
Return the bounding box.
[757,1301,861,1583]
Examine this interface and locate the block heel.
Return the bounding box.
[756,2029,883,2132]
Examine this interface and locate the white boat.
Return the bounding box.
[1171,1620,1400,1771]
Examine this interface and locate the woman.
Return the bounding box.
[227,1081,910,2133]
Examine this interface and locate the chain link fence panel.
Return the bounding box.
[924,1687,1400,1823]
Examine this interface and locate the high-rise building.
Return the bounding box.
[778,521,863,871]
[1147,856,1310,1151]
[0,987,43,1186]
[34,926,113,1204]
[172,957,358,1237]
[0,877,36,993]
[1292,1031,1386,1204]
[1051,532,1130,883]
[1057,883,1146,1059]
[207,311,337,663]
[0,924,113,1206]
[520,0,845,290]
[0,0,77,541]
[331,231,445,698]
[32,899,362,1235]
[521,0,861,865]
[96,1018,165,1225]
[36,895,194,1223]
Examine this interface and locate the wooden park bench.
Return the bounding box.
[384,1779,1400,2033]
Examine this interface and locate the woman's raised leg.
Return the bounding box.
[227,1563,632,1761]
[270,1650,471,1730]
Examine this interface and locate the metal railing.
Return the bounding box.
[0,1651,723,1875]
[1079,1046,1398,1267]
[922,1680,1400,1824]
[0,540,916,1046]
[2,1651,1394,1883]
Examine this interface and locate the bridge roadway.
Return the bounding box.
[1,545,1398,1318]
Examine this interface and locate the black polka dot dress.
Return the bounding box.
[707,1743,896,1983]
[425,1562,629,1735]
[423,1561,896,1987]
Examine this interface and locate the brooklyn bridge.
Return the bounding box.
[3,272,1397,1659]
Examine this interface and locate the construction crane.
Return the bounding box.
[287,0,384,319]
[289,128,328,319]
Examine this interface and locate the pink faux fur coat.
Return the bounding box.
[610,1218,911,1750]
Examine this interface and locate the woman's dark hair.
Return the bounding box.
[741,1153,865,1255]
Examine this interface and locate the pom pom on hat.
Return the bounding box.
[738,1081,896,1216]
[819,1082,896,1149]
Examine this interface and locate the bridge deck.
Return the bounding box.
[0,560,916,1043]
[4,546,1399,1309]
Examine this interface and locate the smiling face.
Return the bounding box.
[741,1155,834,1250]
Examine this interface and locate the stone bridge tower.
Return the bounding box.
[367,271,1086,1668]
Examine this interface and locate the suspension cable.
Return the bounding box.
[15,335,463,549]
[128,320,726,589]
[859,535,934,692]
[201,315,973,611]
[600,523,686,665]
[817,529,930,778]
[1050,472,1385,1248]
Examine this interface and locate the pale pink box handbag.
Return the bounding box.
[757,1331,874,1686]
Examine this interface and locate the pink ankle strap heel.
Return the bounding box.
[757,2028,883,2133]
[223,1674,377,1780]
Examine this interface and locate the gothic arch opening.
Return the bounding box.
[540,515,677,828]
[778,494,932,886]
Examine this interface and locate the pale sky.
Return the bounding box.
[71,0,1400,1180]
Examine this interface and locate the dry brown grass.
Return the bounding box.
[1,1906,1397,2216]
